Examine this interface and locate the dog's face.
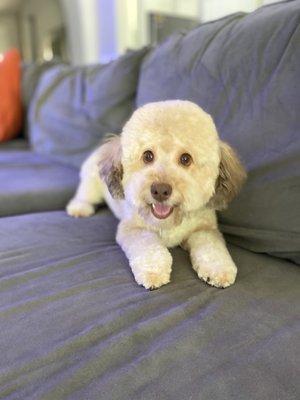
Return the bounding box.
[99,101,246,228]
[121,101,221,228]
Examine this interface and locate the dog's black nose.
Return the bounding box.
[151,182,172,202]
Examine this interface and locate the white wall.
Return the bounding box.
[76,0,99,64]
[115,0,139,55]
[121,0,265,48]
[262,0,282,4]
[200,0,283,21]
[62,0,107,65]
[60,0,83,64]
[59,0,281,65]
[200,0,260,22]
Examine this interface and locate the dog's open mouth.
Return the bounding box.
[151,203,174,219]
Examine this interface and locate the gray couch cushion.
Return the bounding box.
[136,1,300,263]
[22,61,62,111]
[29,48,148,167]
[0,209,299,399]
[21,61,62,138]
[0,150,78,216]
[0,139,29,151]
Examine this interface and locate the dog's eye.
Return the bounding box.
[143,150,154,164]
[179,153,192,166]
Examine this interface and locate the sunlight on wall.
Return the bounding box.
[61,0,100,64]
[200,0,260,22]
[77,0,99,63]
[115,0,139,54]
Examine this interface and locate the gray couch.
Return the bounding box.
[0,1,299,399]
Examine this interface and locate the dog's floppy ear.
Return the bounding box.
[208,141,246,210]
[98,135,124,199]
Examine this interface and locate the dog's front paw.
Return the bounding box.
[193,259,237,288]
[66,199,95,218]
[135,270,171,290]
[130,250,172,290]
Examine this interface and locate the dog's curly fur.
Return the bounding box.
[67,101,246,289]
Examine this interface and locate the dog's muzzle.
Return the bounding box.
[150,182,173,219]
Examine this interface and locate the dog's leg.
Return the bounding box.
[67,154,104,218]
[185,230,237,288]
[117,221,172,290]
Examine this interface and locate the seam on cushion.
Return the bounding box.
[256,0,298,12]
[30,66,73,120]
[220,224,300,241]
[264,20,300,92]
[189,14,245,76]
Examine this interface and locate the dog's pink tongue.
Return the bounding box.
[152,203,173,219]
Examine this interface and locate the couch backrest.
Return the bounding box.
[137,0,300,262]
[28,48,149,167]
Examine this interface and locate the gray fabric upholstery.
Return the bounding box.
[137,0,300,263]
[22,62,62,111]
[1,3,299,399]
[0,139,29,151]
[0,209,299,399]
[21,61,62,138]
[0,150,78,217]
[29,48,149,167]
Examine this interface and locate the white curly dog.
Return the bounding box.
[67,100,246,290]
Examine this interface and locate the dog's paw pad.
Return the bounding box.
[198,267,237,288]
[136,271,170,290]
[66,200,95,218]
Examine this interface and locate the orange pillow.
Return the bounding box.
[0,49,23,142]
